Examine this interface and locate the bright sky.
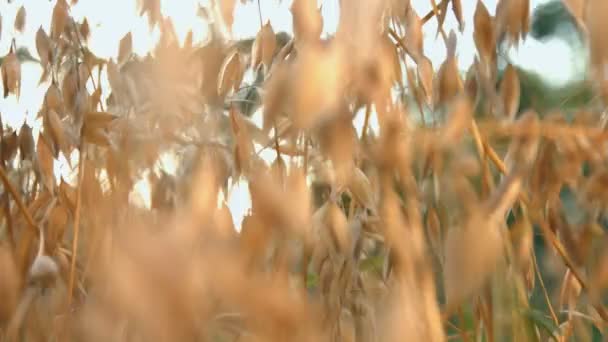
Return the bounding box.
[0,0,582,229]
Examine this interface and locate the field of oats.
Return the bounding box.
[1,0,608,341]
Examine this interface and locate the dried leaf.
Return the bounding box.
[444,214,503,312]
[51,0,69,40]
[0,246,19,323]
[46,109,70,159]
[84,111,118,131]
[138,0,161,29]
[1,49,21,99]
[348,167,375,211]
[2,130,18,163]
[44,82,63,114]
[217,50,242,97]
[443,95,472,146]
[291,0,323,42]
[251,21,277,71]
[36,133,55,193]
[474,0,496,74]
[406,8,423,59]
[14,6,26,33]
[218,0,236,31]
[417,56,434,107]
[36,27,52,67]
[563,0,586,30]
[500,63,520,120]
[291,43,344,129]
[436,32,463,106]
[433,0,449,39]
[80,18,90,41]
[118,32,133,66]
[453,0,464,32]
[18,122,34,161]
[495,0,530,47]
[324,201,350,255]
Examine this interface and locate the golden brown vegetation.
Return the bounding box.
[1,0,608,341]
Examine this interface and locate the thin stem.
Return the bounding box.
[533,249,559,326]
[257,0,263,28]
[67,146,86,309]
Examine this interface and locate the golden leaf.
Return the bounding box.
[0,246,18,323]
[499,63,520,120]
[474,0,496,74]
[453,0,464,32]
[217,49,242,97]
[82,125,111,147]
[1,49,21,99]
[80,18,90,41]
[46,109,70,159]
[106,60,123,95]
[218,0,236,31]
[229,107,255,175]
[138,0,161,29]
[324,201,350,255]
[291,43,344,129]
[432,0,449,39]
[118,32,133,66]
[416,56,434,107]
[495,0,530,47]
[443,95,472,146]
[18,122,34,161]
[36,27,52,68]
[14,6,26,33]
[84,111,118,131]
[1,130,18,163]
[89,86,102,109]
[436,31,463,106]
[444,214,503,312]
[36,133,55,193]
[251,21,277,71]
[291,0,323,42]
[44,82,63,114]
[406,7,423,59]
[586,0,608,73]
[61,64,79,112]
[51,0,69,40]
[348,167,375,211]
[563,0,586,30]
